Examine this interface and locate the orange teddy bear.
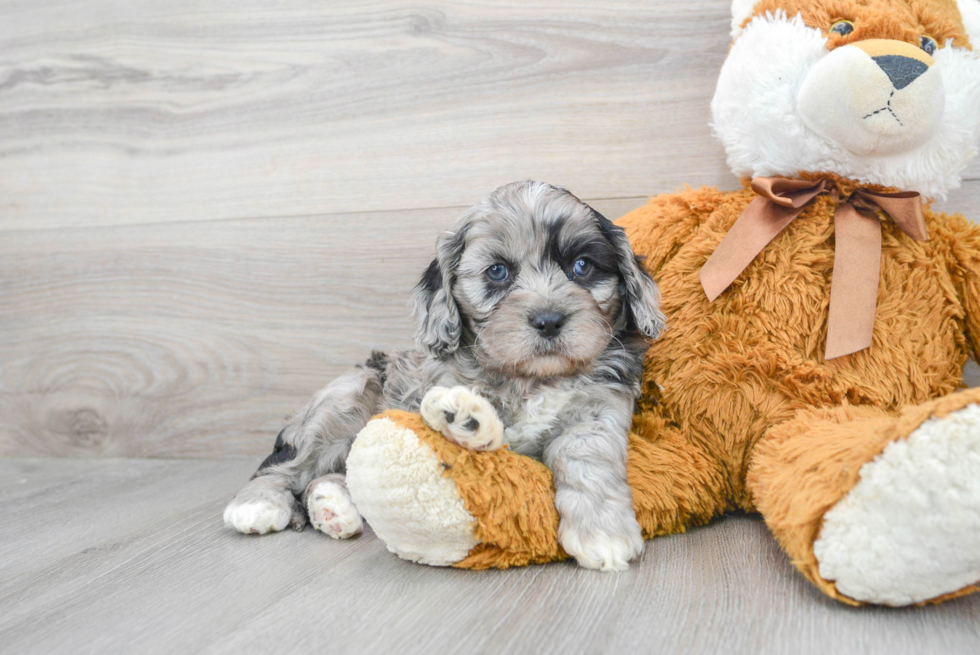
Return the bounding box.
[345,0,980,607]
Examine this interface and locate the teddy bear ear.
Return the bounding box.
[957,0,980,48]
[730,0,760,39]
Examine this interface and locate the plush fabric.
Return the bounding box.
[742,0,971,48]
[750,388,980,605]
[713,2,980,199]
[623,177,972,513]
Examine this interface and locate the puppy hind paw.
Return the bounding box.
[305,477,363,540]
[420,386,504,451]
[559,524,644,572]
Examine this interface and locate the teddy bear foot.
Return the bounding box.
[347,411,568,569]
[346,415,480,566]
[813,404,980,606]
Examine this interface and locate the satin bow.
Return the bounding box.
[698,177,928,360]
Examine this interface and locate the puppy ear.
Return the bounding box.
[412,226,467,357]
[593,209,666,339]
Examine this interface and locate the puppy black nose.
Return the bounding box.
[529,311,565,338]
[872,55,928,90]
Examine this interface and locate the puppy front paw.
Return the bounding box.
[224,498,293,535]
[223,478,306,534]
[305,476,363,539]
[559,521,644,572]
[420,386,504,451]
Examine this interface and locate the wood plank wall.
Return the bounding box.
[2,1,978,457]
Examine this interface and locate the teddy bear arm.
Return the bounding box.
[937,212,980,362]
[627,419,730,538]
[616,187,727,276]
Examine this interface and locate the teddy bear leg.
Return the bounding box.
[346,409,729,569]
[748,390,980,606]
[628,413,729,538]
[346,410,564,569]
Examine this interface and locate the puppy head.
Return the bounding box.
[413,180,665,378]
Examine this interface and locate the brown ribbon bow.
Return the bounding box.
[698,177,928,360]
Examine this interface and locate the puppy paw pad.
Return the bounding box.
[306,480,363,540]
[421,386,503,451]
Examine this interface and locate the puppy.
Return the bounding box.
[223,180,665,571]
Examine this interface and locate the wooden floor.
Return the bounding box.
[3,1,980,651]
[1,457,978,655]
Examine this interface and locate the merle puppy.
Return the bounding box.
[224,180,665,571]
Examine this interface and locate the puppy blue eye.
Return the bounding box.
[486,263,509,282]
[920,35,938,55]
[572,258,593,277]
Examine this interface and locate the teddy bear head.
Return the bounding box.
[711,0,980,199]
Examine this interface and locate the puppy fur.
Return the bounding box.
[223,180,665,571]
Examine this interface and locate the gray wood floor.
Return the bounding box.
[1,457,978,655]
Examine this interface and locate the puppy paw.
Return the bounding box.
[559,522,644,572]
[421,386,504,451]
[305,476,363,540]
[224,498,292,535]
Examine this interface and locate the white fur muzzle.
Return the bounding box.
[797,42,944,157]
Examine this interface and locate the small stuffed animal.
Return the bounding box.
[344,0,980,607]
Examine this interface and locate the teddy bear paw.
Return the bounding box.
[346,416,480,566]
[305,475,363,539]
[814,403,980,605]
[421,386,504,451]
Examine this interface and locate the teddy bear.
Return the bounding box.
[342,0,980,607]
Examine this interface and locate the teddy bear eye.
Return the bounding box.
[920,35,938,55]
[830,20,854,37]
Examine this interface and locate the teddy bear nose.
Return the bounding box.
[850,39,934,92]
[872,55,929,90]
[529,311,565,338]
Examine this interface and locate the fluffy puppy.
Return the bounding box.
[223,180,665,571]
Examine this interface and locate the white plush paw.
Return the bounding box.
[223,499,292,535]
[420,386,504,451]
[814,403,980,606]
[306,478,363,540]
[559,523,644,572]
[346,417,480,566]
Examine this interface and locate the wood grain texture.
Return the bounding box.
[0,0,735,230]
[0,458,978,655]
[934,163,980,215]
[0,198,645,458]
